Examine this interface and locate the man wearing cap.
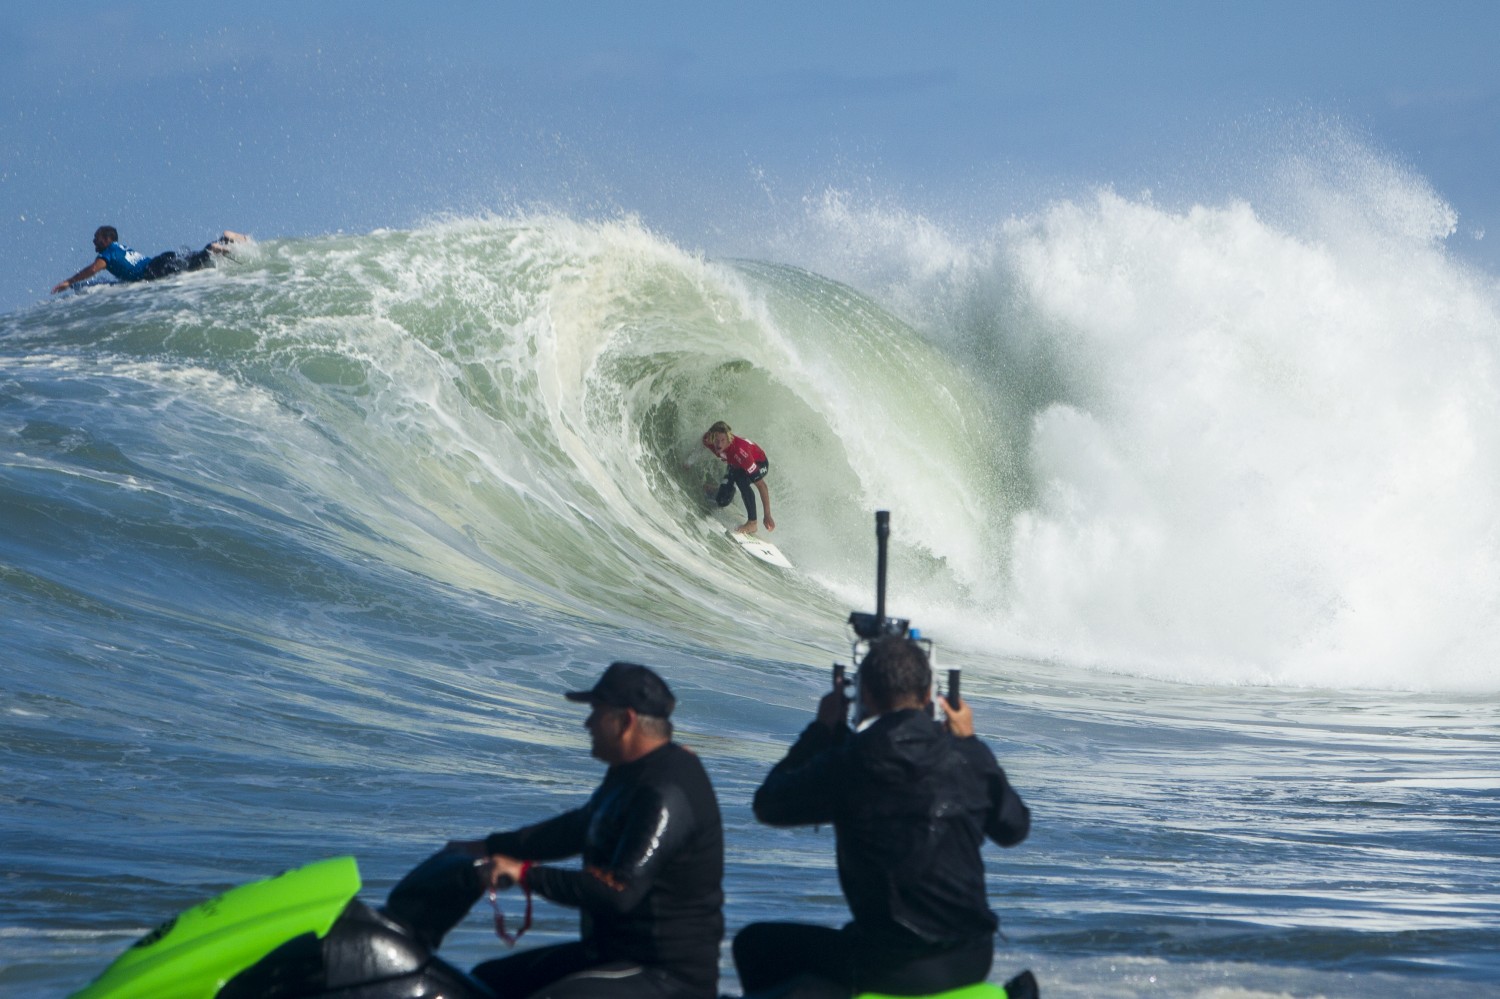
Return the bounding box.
[446,662,725,999]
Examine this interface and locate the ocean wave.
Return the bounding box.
[7,196,1500,691]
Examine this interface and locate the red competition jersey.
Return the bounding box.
[706,435,767,474]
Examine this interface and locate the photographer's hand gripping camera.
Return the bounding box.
[835,511,960,724]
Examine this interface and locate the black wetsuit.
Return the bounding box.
[735,709,1030,997]
[713,460,769,522]
[475,743,725,999]
[96,239,220,283]
[142,244,218,280]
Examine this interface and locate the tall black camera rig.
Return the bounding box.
[835,511,959,721]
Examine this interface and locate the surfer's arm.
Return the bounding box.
[53,258,106,293]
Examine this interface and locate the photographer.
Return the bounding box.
[733,636,1030,999]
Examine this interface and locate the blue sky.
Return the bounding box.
[3,2,1498,314]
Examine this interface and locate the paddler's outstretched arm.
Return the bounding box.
[53,258,107,293]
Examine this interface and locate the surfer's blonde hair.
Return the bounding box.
[707,420,732,436]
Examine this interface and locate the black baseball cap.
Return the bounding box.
[565,662,676,718]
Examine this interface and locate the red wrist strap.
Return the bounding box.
[489,862,535,947]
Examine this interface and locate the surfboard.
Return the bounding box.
[727,529,793,568]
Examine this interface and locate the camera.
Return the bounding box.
[834,512,958,725]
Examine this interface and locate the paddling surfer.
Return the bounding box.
[52,226,247,293]
[701,421,775,535]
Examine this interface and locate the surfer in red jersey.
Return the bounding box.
[702,420,775,535]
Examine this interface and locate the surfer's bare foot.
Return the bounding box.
[210,231,249,255]
[734,521,758,535]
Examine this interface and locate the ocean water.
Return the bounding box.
[2,179,1497,998]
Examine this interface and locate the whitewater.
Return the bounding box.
[2,165,1497,997]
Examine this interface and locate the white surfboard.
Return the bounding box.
[726,529,793,568]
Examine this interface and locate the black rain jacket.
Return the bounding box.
[753,708,1029,953]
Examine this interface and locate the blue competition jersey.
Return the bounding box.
[97,242,150,282]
